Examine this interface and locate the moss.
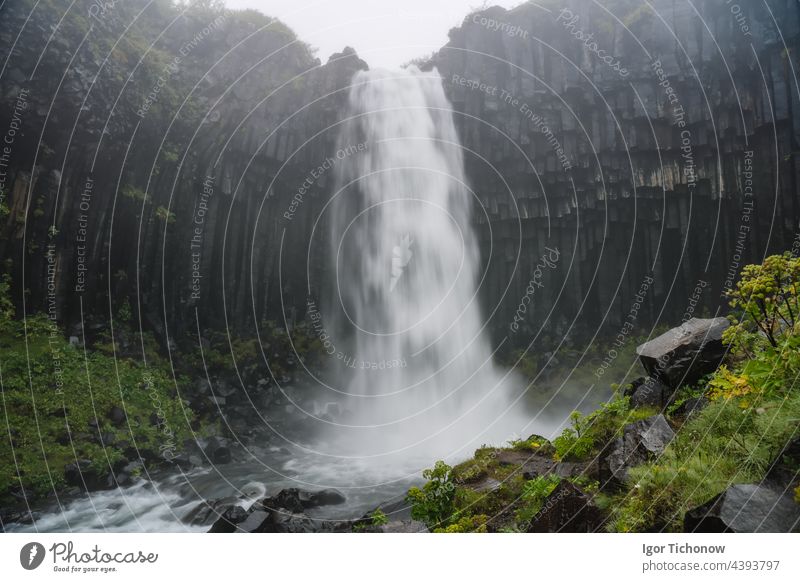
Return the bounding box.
[0,305,194,505]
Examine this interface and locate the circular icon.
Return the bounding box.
[19,542,46,570]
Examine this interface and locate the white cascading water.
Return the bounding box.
[323,67,525,461]
[9,68,532,533]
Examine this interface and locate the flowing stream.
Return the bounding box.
[9,68,537,532]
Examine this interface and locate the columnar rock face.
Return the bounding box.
[430,0,800,345]
[1,0,799,351]
[0,3,366,342]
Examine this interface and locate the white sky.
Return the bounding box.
[222,0,523,69]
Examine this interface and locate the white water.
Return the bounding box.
[322,67,527,460]
[8,68,536,533]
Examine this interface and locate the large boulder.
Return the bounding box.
[636,318,729,389]
[684,484,800,533]
[263,487,347,512]
[527,480,603,532]
[601,415,675,487]
[208,503,350,533]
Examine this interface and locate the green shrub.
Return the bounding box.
[433,514,488,533]
[552,394,655,461]
[406,461,456,528]
[0,279,194,503]
[515,474,561,525]
[724,253,800,349]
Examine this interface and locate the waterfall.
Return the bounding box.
[322,67,524,461]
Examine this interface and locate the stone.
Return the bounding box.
[208,505,249,533]
[203,436,232,465]
[358,520,428,533]
[527,480,603,532]
[182,498,237,526]
[265,488,306,513]
[626,376,672,408]
[635,318,729,389]
[99,432,116,446]
[307,488,346,507]
[766,437,800,488]
[108,406,126,426]
[601,415,675,487]
[235,510,270,533]
[63,459,113,491]
[264,487,346,512]
[684,484,800,533]
[675,396,708,418]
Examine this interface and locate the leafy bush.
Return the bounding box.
[368,508,388,526]
[611,255,800,531]
[433,514,488,533]
[406,461,456,528]
[353,508,389,531]
[724,253,800,349]
[552,394,654,461]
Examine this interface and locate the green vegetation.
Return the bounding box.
[353,508,389,531]
[552,394,656,461]
[515,474,561,524]
[406,460,456,528]
[0,278,194,505]
[609,253,800,531]
[723,253,800,349]
[409,254,800,533]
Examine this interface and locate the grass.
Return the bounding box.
[0,309,194,505]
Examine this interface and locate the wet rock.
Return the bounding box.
[0,509,40,529]
[357,520,428,533]
[626,376,672,408]
[173,452,204,469]
[215,380,238,399]
[766,437,800,488]
[264,487,347,512]
[265,488,306,513]
[674,396,709,418]
[684,484,800,533]
[64,460,114,491]
[108,406,126,426]
[203,436,232,465]
[99,432,116,446]
[601,415,675,487]
[235,510,270,533]
[307,488,346,507]
[636,318,729,389]
[182,498,238,526]
[208,505,249,533]
[527,480,603,533]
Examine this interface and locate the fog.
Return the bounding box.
[223,0,522,68]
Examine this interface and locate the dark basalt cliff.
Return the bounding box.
[431,0,800,345]
[1,0,799,350]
